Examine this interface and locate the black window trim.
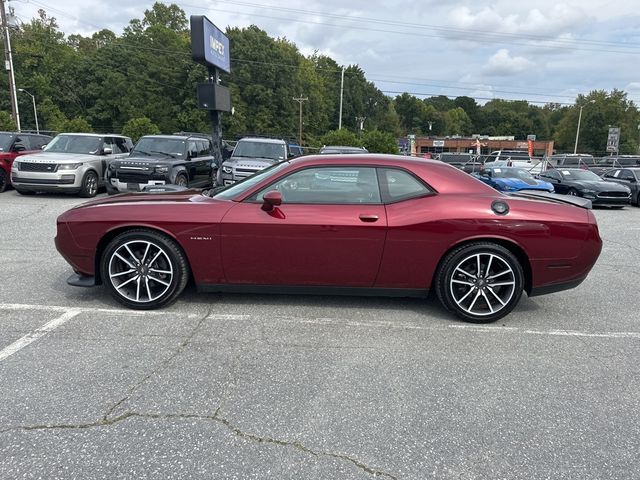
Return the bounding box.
[376,166,437,204]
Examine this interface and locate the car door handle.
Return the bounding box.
[359,214,379,222]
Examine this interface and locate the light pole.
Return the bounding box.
[18,88,39,134]
[573,100,594,154]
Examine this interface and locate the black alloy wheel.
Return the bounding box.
[101,229,190,310]
[0,169,7,193]
[567,188,579,196]
[79,170,99,198]
[435,242,524,323]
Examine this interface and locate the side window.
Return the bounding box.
[255,166,381,204]
[113,137,130,153]
[187,141,199,158]
[30,136,48,149]
[378,168,432,203]
[13,136,29,151]
[544,170,561,181]
[198,140,210,157]
[603,170,620,178]
[621,170,634,181]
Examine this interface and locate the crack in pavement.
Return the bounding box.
[601,237,640,254]
[0,411,398,479]
[102,307,213,421]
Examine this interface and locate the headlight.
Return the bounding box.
[580,189,596,194]
[154,166,169,173]
[501,185,516,191]
[222,166,232,174]
[12,160,20,169]
[58,163,83,170]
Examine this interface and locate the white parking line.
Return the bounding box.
[0,309,81,362]
[0,303,201,318]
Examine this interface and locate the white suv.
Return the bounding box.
[11,133,132,197]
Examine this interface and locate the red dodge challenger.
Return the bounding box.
[55,154,602,323]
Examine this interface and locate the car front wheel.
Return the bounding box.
[101,229,190,310]
[0,169,7,193]
[435,242,524,323]
[79,170,99,198]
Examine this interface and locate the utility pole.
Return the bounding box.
[0,0,20,131]
[293,94,307,146]
[355,116,366,136]
[338,67,345,130]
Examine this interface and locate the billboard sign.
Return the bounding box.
[606,127,620,153]
[190,15,231,73]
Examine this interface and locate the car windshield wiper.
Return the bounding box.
[149,150,177,159]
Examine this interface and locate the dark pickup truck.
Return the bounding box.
[107,134,216,193]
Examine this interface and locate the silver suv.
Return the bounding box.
[11,133,132,197]
[218,137,289,186]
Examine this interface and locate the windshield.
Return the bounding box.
[132,138,185,157]
[0,133,14,151]
[44,135,102,154]
[490,168,534,179]
[233,141,286,161]
[213,161,290,200]
[560,169,601,181]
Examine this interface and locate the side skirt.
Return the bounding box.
[197,284,429,298]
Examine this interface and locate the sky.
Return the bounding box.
[11,0,640,107]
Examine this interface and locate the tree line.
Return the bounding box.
[1,2,639,155]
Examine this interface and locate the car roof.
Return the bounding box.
[57,132,129,138]
[239,137,286,144]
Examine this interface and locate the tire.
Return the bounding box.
[101,229,190,310]
[0,169,7,193]
[174,173,188,187]
[567,188,579,196]
[79,170,99,198]
[16,188,35,195]
[435,242,524,323]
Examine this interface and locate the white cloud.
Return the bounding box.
[483,49,534,75]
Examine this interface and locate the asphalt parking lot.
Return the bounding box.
[1,189,639,479]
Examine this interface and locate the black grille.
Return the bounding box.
[19,163,58,172]
[598,191,629,198]
[117,173,151,183]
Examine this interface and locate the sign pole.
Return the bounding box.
[208,66,223,176]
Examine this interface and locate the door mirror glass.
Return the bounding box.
[261,190,282,212]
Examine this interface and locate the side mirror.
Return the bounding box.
[41,144,47,150]
[103,147,113,155]
[13,145,25,152]
[261,190,282,212]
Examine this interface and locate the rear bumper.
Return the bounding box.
[529,277,586,297]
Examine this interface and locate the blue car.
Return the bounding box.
[473,167,554,193]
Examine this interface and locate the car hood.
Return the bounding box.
[113,154,180,165]
[570,180,630,192]
[17,151,99,163]
[70,190,210,211]
[225,157,279,168]
[495,177,552,189]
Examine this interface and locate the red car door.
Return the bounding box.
[220,166,387,287]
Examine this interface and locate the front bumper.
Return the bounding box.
[110,177,167,192]
[11,169,81,191]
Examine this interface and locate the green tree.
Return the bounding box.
[444,107,472,136]
[0,111,16,130]
[63,117,92,132]
[362,129,398,154]
[320,129,359,147]
[122,117,161,142]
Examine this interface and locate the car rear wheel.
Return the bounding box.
[79,170,99,198]
[435,242,524,323]
[567,188,578,196]
[101,229,190,310]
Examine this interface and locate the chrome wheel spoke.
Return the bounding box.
[145,277,152,301]
[487,286,506,306]
[149,268,172,274]
[135,277,141,302]
[116,275,139,290]
[124,244,139,265]
[140,242,151,264]
[487,269,512,280]
[452,279,474,286]
[111,268,135,278]
[455,266,476,279]
[481,290,494,313]
[114,252,135,269]
[148,275,170,287]
[491,281,515,287]
[468,289,482,311]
